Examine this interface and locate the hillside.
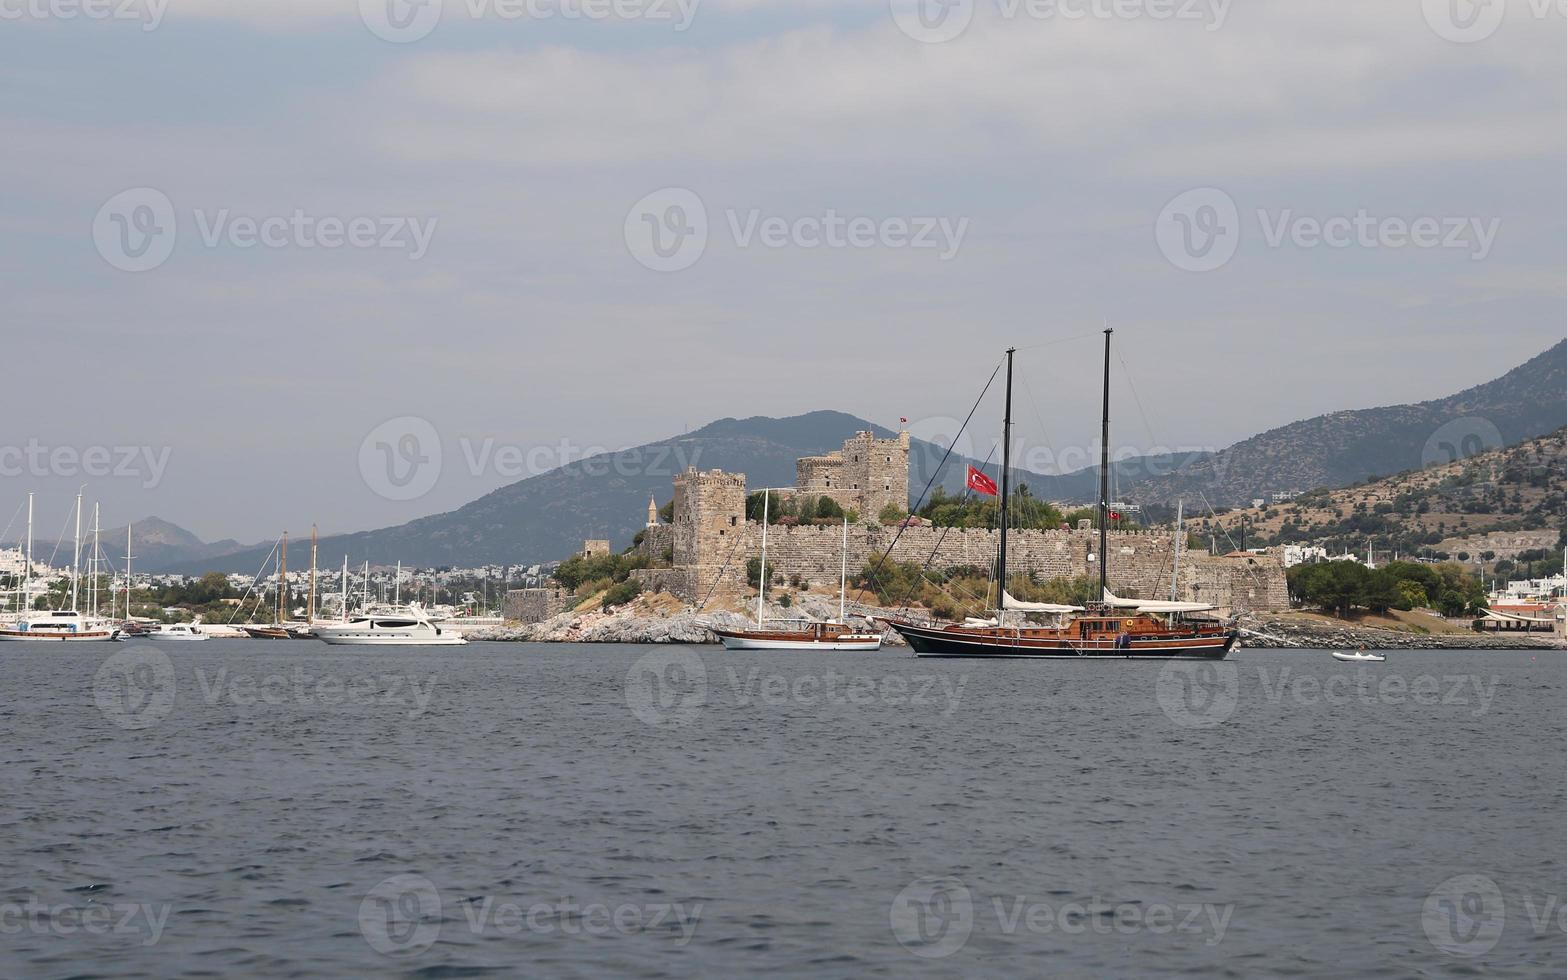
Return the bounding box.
[5,516,251,571]
[1194,426,1567,562]
[165,412,1060,573]
[1121,338,1567,506]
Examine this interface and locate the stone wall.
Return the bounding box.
[691,520,1289,614]
[638,523,675,561]
[505,587,572,624]
[657,460,1287,614]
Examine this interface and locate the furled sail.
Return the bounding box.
[1001,591,1083,614]
[1102,590,1215,614]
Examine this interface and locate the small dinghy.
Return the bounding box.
[1332,649,1386,663]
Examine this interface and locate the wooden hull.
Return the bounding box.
[242,626,312,640]
[713,627,884,652]
[889,620,1236,660]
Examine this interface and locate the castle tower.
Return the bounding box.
[672,468,748,599]
[795,431,910,518]
[647,496,659,528]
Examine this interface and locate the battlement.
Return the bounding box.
[676,467,747,490]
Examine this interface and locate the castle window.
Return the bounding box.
[730,517,737,526]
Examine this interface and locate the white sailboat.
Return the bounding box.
[713,498,883,651]
[0,492,120,642]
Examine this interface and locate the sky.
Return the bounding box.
[2,0,1564,543]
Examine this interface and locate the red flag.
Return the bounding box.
[1109,510,1122,521]
[966,465,999,497]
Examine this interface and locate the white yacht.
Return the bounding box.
[0,610,121,642]
[151,620,211,642]
[312,604,468,646]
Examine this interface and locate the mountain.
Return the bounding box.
[167,411,1044,573]
[1119,338,1567,507]
[1194,425,1567,561]
[5,516,249,571]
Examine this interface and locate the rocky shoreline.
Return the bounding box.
[467,599,1561,650]
[467,594,912,646]
[1237,615,1561,651]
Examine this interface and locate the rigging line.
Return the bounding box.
[861,356,1004,601]
[894,446,1002,616]
[1115,342,1161,449]
[0,499,23,551]
[694,527,744,614]
[1012,330,1102,353]
[226,536,283,625]
[1195,490,1274,594]
[1016,368,1058,477]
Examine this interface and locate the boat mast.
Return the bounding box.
[1170,499,1184,601]
[757,488,769,624]
[125,522,134,621]
[91,503,100,618]
[839,514,848,624]
[70,490,82,612]
[23,492,32,614]
[363,560,370,611]
[997,347,1015,612]
[341,556,349,622]
[1098,328,1112,604]
[395,560,401,606]
[309,525,318,624]
[280,531,288,622]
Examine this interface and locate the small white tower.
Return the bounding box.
[647,496,660,528]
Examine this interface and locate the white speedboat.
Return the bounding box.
[0,610,121,642]
[151,621,211,642]
[1332,650,1386,663]
[312,604,467,646]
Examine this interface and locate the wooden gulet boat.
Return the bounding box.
[713,495,884,651]
[886,331,1239,661]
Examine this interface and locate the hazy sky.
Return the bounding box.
[3,0,1563,543]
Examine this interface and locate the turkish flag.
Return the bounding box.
[966,466,999,497]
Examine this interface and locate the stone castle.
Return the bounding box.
[630,431,1288,615]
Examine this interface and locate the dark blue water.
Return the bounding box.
[2,642,1563,977]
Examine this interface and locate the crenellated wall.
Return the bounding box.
[641,461,1288,615]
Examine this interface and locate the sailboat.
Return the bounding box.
[712,495,884,651]
[0,492,120,642]
[886,331,1239,659]
[242,531,312,639]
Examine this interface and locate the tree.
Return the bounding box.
[879,503,909,525]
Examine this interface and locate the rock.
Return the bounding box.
[467,598,910,645]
